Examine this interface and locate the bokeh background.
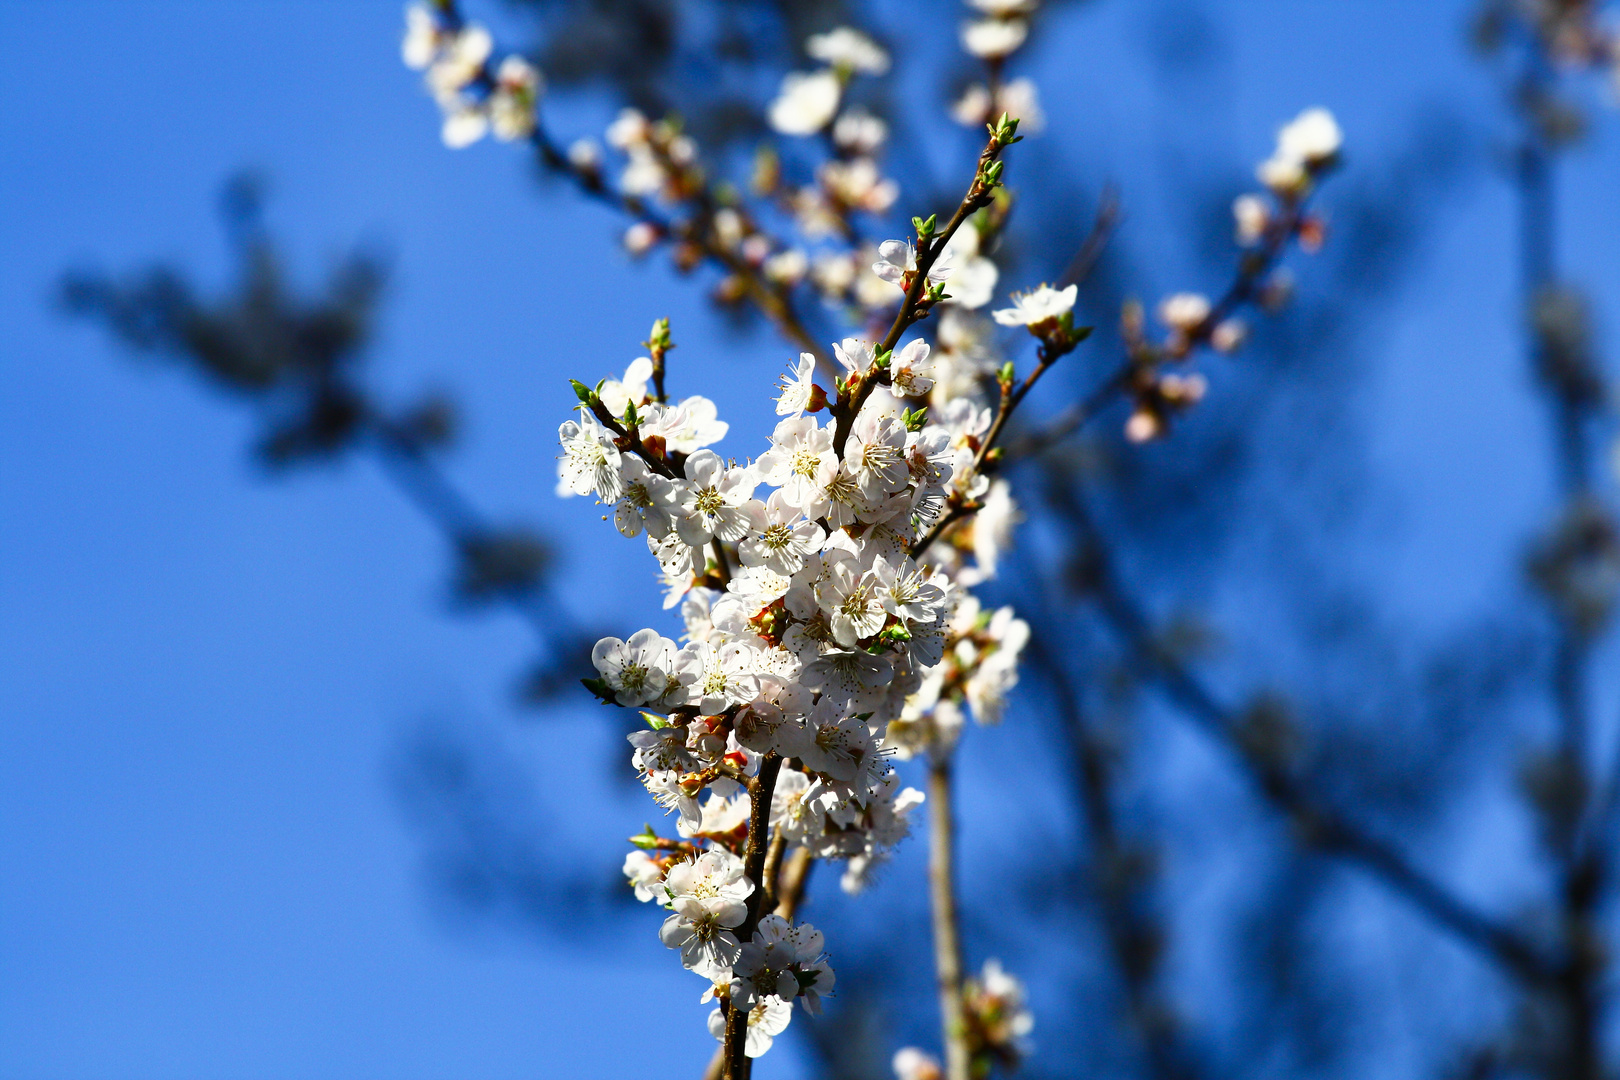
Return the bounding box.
[3,1,1618,1078]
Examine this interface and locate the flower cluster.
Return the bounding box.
[1108,106,1342,443]
[557,302,1054,1056]
[402,2,540,147]
[954,0,1045,131]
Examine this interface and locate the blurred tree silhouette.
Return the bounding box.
[62,1,1620,1079]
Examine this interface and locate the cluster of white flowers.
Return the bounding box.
[1106,106,1341,443]
[402,2,540,147]
[1255,106,1341,196]
[954,0,1045,131]
[560,290,1049,1054]
[769,27,889,136]
[890,959,1034,1079]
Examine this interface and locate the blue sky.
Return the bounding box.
[1,1,1617,1078]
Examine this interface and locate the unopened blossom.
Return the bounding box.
[775,353,820,418]
[961,17,1029,59]
[424,23,491,98]
[676,450,758,545]
[893,1048,943,1080]
[1258,107,1342,194]
[706,996,792,1057]
[557,413,622,500]
[755,416,837,512]
[1211,318,1247,353]
[1277,106,1342,166]
[1233,193,1269,246]
[623,850,664,902]
[819,157,899,215]
[889,338,936,397]
[872,239,953,291]
[623,221,660,255]
[739,492,826,576]
[992,282,1077,332]
[676,639,762,713]
[806,27,890,74]
[1157,292,1211,333]
[769,69,842,135]
[764,248,809,286]
[592,628,678,706]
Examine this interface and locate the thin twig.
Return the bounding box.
[833,127,1017,458]
[1055,482,1566,990]
[928,754,971,1080]
[722,753,784,1080]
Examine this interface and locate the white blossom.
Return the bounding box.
[599,356,654,418]
[798,696,883,782]
[775,353,820,417]
[873,239,954,291]
[1157,292,1211,332]
[806,27,890,74]
[706,996,792,1058]
[729,915,802,1009]
[623,850,664,902]
[557,413,622,500]
[613,456,680,538]
[889,338,936,397]
[769,69,842,135]
[489,55,541,141]
[833,107,889,154]
[1233,193,1270,246]
[893,1048,943,1080]
[676,640,762,713]
[661,850,753,979]
[754,416,837,513]
[961,17,1029,59]
[592,629,678,707]
[661,396,729,454]
[677,450,758,545]
[739,492,826,575]
[992,282,1077,331]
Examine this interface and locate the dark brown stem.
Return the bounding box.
[928,754,971,1080]
[722,753,783,1080]
[833,130,1015,458]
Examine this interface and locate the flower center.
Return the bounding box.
[618,662,648,691]
[694,487,723,515]
[791,448,822,479]
[763,523,793,549]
